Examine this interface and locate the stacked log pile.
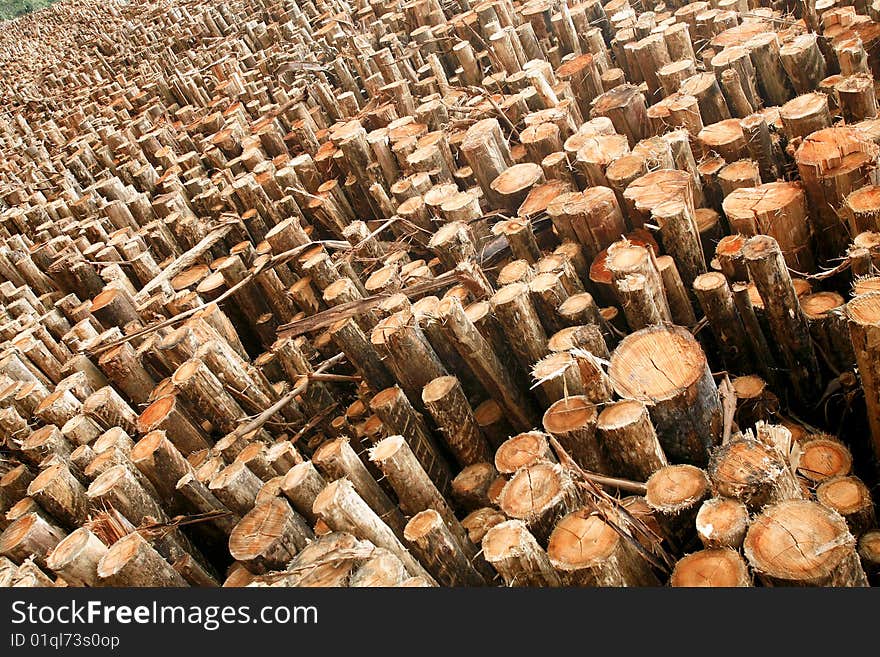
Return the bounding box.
[1,0,880,588]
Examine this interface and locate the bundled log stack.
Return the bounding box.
[1,0,880,588]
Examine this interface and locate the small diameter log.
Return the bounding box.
[175,473,241,536]
[681,72,730,125]
[532,352,588,404]
[645,465,711,551]
[844,185,880,235]
[608,325,722,466]
[779,93,831,140]
[370,309,448,403]
[497,461,581,543]
[745,32,793,107]
[404,510,489,587]
[280,461,325,526]
[547,508,659,586]
[482,520,562,587]
[0,513,65,567]
[83,386,139,435]
[692,272,752,373]
[816,476,876,538]
[655,256,697,327]
[97,532,187,587]
[708,436,803,512]
[744,235,820,408]
[669,548,751,587]
[422,376,492,468]
[369,386,453,496]
[779,34,827,96]
[46,528,108,586]
[606,241,671,329]
[313,479,435,582]
[490,282,549,374]
[596,400,668,482]
[228,498,313,574]
[590,85,648,148]
[744,500,867,587]
[171,358,244,434]
[452,463,498,512]
[651,198,706,292]
[435,296,538,430]
[797,436,853,484]
[208,462,263,517]
[801,291,855,373]
[837,75,879,124]
[695,497,750,549]
[96,342,156,406]
[27,464,88,528]
[137,394,212,456]
[495,431,556,475]
[313,437,406,538]
[542,396,605,473]
[847,292,880,460]
[368,435,483,569]
[130,430,192,514]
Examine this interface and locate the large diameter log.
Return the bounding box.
[608,326,722,466]
[482,519,562,587]
[404,510,489,586]
[97,532,188,587]
[708,437,804,512]
[46,527,108,586]
[722,182,814,273]
[547,508,659,586]
[669,548,751,587]
[743,500,867,586]
[313,478,435,582]
[228,498,313,574]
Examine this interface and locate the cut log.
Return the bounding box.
[816,476,876,538]
[645,464,710,551]
[695,497,750,549]
[708,436,803,511]
[547,508,659,586]
[609,325,722,465]
[744,500,867,586]
[669,548,751,587]
[228,498,313,574]
[596,400,668,481]
[497,461,581,543]
[482,519,561,587]
[97,532,187,587]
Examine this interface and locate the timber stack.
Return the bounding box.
[1,0,880,588]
